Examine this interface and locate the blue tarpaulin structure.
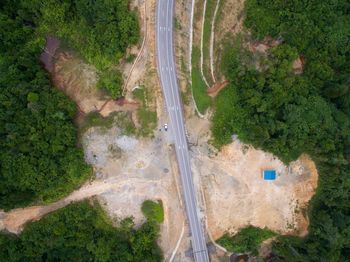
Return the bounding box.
[263,170,277,180]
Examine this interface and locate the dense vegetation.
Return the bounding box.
[0,201,162,261]
[0,1,92,209]
[2,0,138,99]
[0,0,138,209]
[212,0,350,260]
[33,0,139,98]
[218,226,276,256]
[141,200,164,224]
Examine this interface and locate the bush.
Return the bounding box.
[141,200,164,223]
[191,47,212,114]
[217,226,276,256]
[97,70,123,99]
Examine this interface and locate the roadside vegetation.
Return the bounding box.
[218,226,276,256]
[79,112,136,137]
[133,87,157,137]
[0,0,138,209]
[0,200,163,261]
[192,47,212,113]
[202,0,218,86]
[213,0,350,260]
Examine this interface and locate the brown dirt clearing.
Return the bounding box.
[186,115,318,240]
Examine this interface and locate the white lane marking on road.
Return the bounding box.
[164,3,200,236]
[163,1,196,215]
[157,0,209,260]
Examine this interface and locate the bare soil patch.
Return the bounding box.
[40,36,60,73]
[207,80,229,97]
[52,51,119,115]
[193,139,318,239]
[185,115,318,243]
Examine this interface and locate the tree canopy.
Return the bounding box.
[0,2,92,209]
[0,201,163,261]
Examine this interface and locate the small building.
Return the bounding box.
[263,169,277,180]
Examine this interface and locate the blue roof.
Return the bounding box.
[263,170,277,180]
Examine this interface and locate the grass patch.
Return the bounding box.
[137,108,157,137]
[133,87,146,102]
[141,200,164,223]
[181,86,192,106]
[132,87,157,137]
[191,47,212,113]
[217,226,277,256]
[174,17,182,31]
[212,0,227,80]
[80,111,136,136]
[125,53,136,63]
[81,112,115,132]
[202,0,218,86]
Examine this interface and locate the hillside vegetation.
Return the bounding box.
[218,226,276,256]
[0,201,162,261]
[37,0,138,98]
[212,0,350,260]
[0,0,138,209]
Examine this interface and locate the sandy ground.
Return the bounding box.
[0,125,185,261]
[197,143,317,238]
[84,126,185,257]
[186,116,318,241]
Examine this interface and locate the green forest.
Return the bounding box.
[0,0,138,209]
[0,201,163,261]
[212,0,350,260]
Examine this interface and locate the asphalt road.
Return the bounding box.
[156,1,209,261]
